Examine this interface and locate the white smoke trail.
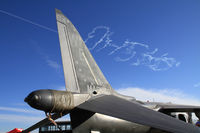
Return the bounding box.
[85,26,111,50]
[0,9,180,71]
[85,26,180,71]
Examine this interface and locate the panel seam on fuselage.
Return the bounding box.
[82,52,99,85]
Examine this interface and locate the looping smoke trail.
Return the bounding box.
[0,9,57,33]
[85,26,180,71]
[85,26,110,50]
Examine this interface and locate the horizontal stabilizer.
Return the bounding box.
[77,95,200,133]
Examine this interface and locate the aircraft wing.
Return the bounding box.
[77,95,200,133]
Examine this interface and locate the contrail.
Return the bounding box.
[0,9,57,33]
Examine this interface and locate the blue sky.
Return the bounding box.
[1,0,200,132]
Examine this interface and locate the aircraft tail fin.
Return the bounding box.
[56,9,112,93]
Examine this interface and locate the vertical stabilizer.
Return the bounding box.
[56,9,112,93]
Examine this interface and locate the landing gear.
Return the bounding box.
[45,112,62,131]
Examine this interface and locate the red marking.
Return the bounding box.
[7,128,24,133]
